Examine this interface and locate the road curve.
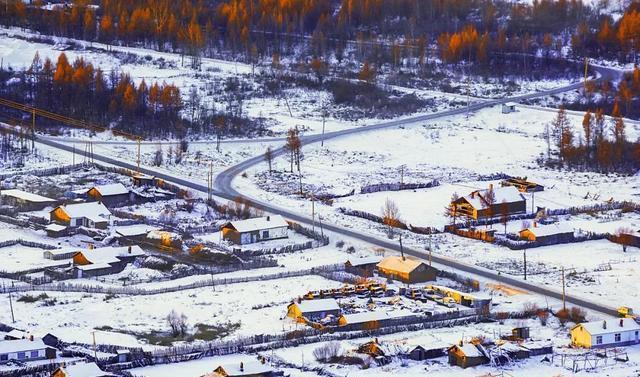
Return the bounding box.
[28,65,623,317]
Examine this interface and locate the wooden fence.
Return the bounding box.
[360,179,440,194]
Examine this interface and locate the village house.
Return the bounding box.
[451,185,526,220]
[406,342,448,361]
[43,248,80,261]
[146,229,182,249]
[50,202,112,229]
[0,337,56,364]
[72,245,145,278]
[571,318,640,348]
[4,329,27,341]
[204,361,274,377]
[0,189,56,210]
[519,223,574,245]
[222,215,289,245]
[501,102,517,114]
[52,362,115,377]
[337,310,413,331]
[447,343,489,369]
[115,225,159,244]
[345,256,382,277]
[376,256,438,284]
[287,298,341,322]
[45,223,70,238]
[87,183,131,207]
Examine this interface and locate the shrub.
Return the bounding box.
[313,341,342,362]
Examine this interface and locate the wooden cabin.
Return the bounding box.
[345,256,382,277]
[407,343,447,361]
[447,343,488,369]
[376,256,438,284]
[519,223,574,245]
[87,183,131,207]
[131,173,156,187]
[72,246,145,278]
[452,185,526,220]
[501,102,517,114]
[0,189,56,211]
[50,202,111,229]
[222,215,289,245]
[287,298,341,322]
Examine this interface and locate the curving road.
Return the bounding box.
[27,64,624,317]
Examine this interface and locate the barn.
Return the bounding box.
[287,298,341,322]
[571,318,640,348]
[87,183,131,207]
[519,223,574,245]
[0,189,56,210]
[452,185,526,220]
[50,202,112,229]
[376,256,438,284]
[222,215,289,245]
[345,256,382,277]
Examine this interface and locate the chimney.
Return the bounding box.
[620,319,624,327]
[459,340,463,347]
[489,184,494,191]
[128,246,132,254]
[533,221,537,228]
[89,244,94,250]
[471,191,475,198]
[603,320,607,329]
[29,335,34,341]
[240,362,244,372]
[267,216,270,221]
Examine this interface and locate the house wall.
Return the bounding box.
[0,348,48,364]
[50,207,71,225]
[572,325,640,348]
[225,226,289,245]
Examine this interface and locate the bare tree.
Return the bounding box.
[482,186,496,227]
[444,192,459,226]
[381,198,401,238]
[153,144,163,166]
[286,127,301,172]
[615,226,634,252]
[167,310,189,337]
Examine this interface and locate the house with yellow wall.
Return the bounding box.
[571,319,640,348]
[376,256,438,284]
[49,202,111,229]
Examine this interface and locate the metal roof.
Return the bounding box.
[225,215,288,233]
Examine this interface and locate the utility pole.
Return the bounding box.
[91,331,97,360]
[31,108,35,151]
[8,282,15,323]
[311,195,315,234]
[584,57,589,89]
[429,248,432,267]
[399,165,405,187]
[136,138,141,173]
[399,234,404,260]
[321,104,327,147]
[523,249,527,280]
[561,266,566,311]
[72,143,75,165]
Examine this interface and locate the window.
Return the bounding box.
[596,336,603,345]
[615,333,621,342]
[17,352,26,359]
[30,351,39,358]
[262,230,269,239]
[0,354,8,361]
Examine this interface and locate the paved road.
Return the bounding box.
[27,65,623,317]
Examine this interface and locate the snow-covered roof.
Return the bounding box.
[462,186,525,209]
[504,102,518,107]
[215,361,273,376]
[45,224,67,232]
[5,329,27,339]
[225,215,288,233]
[294,298,340,314]
[91,183,129,196]
[76,263,114,271]
[453,343,483,357]
[1,189,55,203]
[56,202,111,219]
[43,248,78,257]
[520,223,574,237]
[377,256,425,274]
[115,224,158,237]
[58,362,114,377]
[573,318,640,336]
[0,338,48,354]
[347,256,382,267]
[78,246,145,265]
[340,310,412,324]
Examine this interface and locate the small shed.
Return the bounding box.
[447,343,488,368]
[501,177,544,193]
[407,342,448,361]
[45,223,69,238]
[222,215,289,245]
[512,327,530,340]
[376,256,438,284]
[87,183,131,207]
[287,298,341,322]
[502,102,517,114]
[345,256,382,277]
[519,223,574,244]
[131,173,156,187]
[43,248,79,261]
